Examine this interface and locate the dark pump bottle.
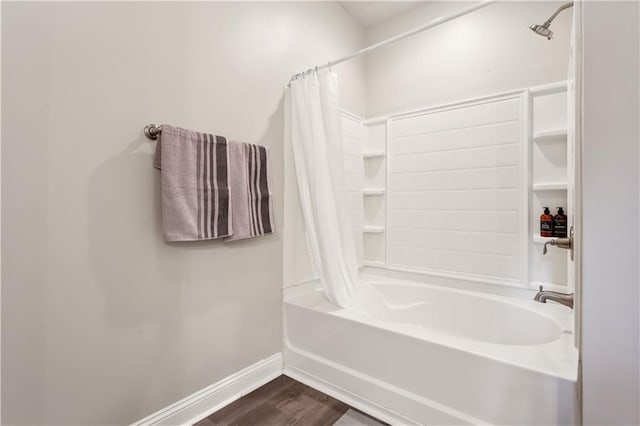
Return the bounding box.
[554,207,567,238]
[540,207,554,237]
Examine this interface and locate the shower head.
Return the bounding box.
[530,1,573,40]
[529,23,553,40]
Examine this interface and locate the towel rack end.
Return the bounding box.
[144,124,161,140]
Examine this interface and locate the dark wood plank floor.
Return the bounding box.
[195,375,375,426]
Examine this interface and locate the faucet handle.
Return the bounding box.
[539,285,543,292]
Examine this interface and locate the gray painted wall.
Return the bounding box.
[581,2,640,424]
[1,2,365,424]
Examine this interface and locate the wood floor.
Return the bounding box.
[194,375,381,426]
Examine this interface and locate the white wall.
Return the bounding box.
[581,1,640,424]
[1,2,365,425]
[364,1,572,117]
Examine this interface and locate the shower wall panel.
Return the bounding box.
[387,95,526,287]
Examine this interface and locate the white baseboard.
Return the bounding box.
[132,353,283,426]
[283,364,418,426]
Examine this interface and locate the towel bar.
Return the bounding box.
[144,124,162,140]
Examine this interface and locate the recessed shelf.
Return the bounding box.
[363,226,385,234]
[532,182,568,191]
[363,151,385,159]
[532,129,568,143]
[363,188,385,196]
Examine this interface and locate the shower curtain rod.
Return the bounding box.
[290,0,496,81]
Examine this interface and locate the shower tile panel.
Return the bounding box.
[346,192,363,220]
[391,189,519,211]
[341,115,364,268]
[390,210,519,234]
[393,120,519,155]
[389,228,519,257]
[392,98,519,138]
[388,96,523,285]
[390,166,519,191]
[345,172,363,192]
[390,246,521,281]
[343,153,361,175]
[392,144,519,173]
[342,116,364,139]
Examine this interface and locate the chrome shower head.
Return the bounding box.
[530,23,553,40]
[530,1,573,40]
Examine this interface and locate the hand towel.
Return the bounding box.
[153,125,232,241]
[224,142,275,241]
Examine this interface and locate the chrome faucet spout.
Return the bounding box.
[534,286,574,309]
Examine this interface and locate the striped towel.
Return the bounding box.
[153,125,274,242]
[225,142,275,241]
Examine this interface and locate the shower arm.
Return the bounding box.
[542,2,574,28]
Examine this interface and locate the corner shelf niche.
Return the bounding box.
[363,188,385,196]
[363,151,385,159]
[363,226,384,234]
[532,182,568,191]
[361,119,387,267]
[532,128,567,143]
[529,84,570,290]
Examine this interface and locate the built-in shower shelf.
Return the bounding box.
[363,151,385,159]
[532,182,568,191]
[363,188,385,196]
[363,226,385,234]
[532,129,567,143]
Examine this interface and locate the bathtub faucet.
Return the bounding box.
[542,227,574,260]
[534,285,574,309]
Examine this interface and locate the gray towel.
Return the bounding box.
[153,125,232,241]
[153,125,274,242]
[225,142,275,241]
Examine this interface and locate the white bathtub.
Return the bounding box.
[283,270,578,425]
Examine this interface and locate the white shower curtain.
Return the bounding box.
[286,70,361,309]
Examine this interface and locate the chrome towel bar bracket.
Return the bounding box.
[144,124,162,140]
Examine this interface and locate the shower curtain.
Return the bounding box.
[286,70,361,309]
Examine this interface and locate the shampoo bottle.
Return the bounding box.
[540,207,554,237]
[554,207,567,238]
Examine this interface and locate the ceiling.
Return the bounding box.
[338,1,425,28]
